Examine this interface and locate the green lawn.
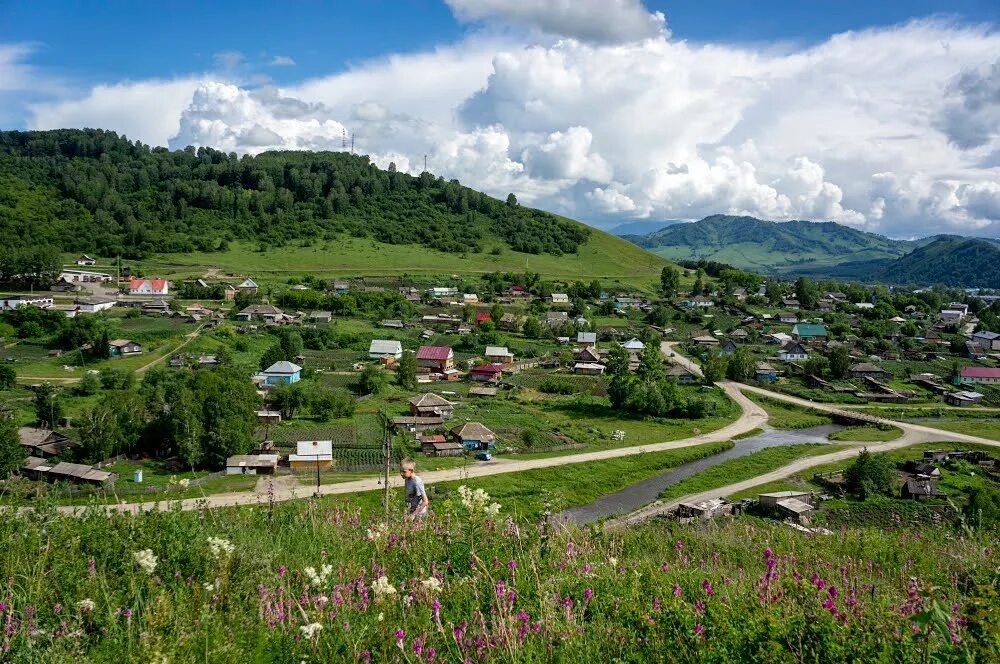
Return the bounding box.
[137,230,671,287]
[903,418,1000,441]
[743,392,833,429]
[828,425,904,442]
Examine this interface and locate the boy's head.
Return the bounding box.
[399,457,416,478]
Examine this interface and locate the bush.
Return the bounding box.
[538,379,575,395]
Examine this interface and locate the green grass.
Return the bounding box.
[657,443,853,501]
[744,392,832,429]
[138,229,671,286]
[828,425,904,442]
[903,418,1000,441]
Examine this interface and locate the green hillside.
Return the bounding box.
[627,214,912,275]
[877,236,1000,287]
[0,129,671,286]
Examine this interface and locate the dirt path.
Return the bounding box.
[661,341,703,376]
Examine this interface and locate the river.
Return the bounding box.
[556,424,843,525]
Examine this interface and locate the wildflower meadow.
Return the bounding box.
[0,488,998,662]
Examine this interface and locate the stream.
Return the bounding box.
[556,424,843,525]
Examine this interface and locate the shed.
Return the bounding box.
[288,440,334,469]
[46,462,115,486]
[775,498,814,525]
[226,454,279,475]
[409,393,455,418]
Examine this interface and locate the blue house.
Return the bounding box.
[755,362,778,382]
[450,422,496,451]
[260,361,302,386]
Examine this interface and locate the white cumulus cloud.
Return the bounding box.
[444,0,666,44]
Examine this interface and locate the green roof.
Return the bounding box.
[792,323,827,337]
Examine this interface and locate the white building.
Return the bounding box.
[59,269,113,283]
[76,296,116,314]
[0,295,54,310]
[129,278,169,296]
[368,340,404,360]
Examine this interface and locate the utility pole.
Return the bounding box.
[423,154,427,172]
[382,412,391,519]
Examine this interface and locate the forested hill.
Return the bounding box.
[0,129,588,260]
[876,236,1000,288]
[625,214,912,275]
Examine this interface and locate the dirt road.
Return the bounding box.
[661,341,703,376]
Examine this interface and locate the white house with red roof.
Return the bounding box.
[129,277,169,296]
[955,366,1000,385]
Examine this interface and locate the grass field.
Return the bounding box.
[828,425,904,442]
[743,392,832,429]
[903,418,1000,442]
[137,227,672,287]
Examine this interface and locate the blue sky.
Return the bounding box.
[3,1,996,89]
[1,1,999,238]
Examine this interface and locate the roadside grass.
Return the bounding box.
[743,392,832,429]
[657,443,854,502]
[903,418,1000,441]
[828,425,904,442]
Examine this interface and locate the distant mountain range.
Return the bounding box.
[608,219,683,236]
[622,214,1000,287]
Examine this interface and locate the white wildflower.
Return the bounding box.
[178,478,190,489]
[304,564,333,587]
[77,598,95,614]
[133,549,158,575]
[299,622,323,639]
[609,557,619,568]
[371,575,397,602]
[457,485,501,516]
[421,577,442,593]
[403,595,413,607]
[366,522,391,542]
[207,536,235,559]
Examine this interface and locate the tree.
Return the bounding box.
[765,280,784,304]
[358,364,387,396]
[489,302,504,326]
[271,382,306,419]
[506,193,518,207]
[804,356,829,379]
[168,390,204,469]
[259,344,285,370]
[702,351,728,384]
[660,266,680,297]
[279,330,304,360]
[726,347,754,381]
[396,350,417,390]
[794,276,818,310]
[78,400,121,463]
[309,386,355,421]
[0,416,26,478]
[522,317,542,339]
[844,449,895,500]
[0,365,15,390]
[605,344,633,409]
[963,486,1000,530]
[692,269,705,298]
[636,342,664,383]
[828,346,851,379]
[33,383,64,428]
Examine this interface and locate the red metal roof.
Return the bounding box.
[130,277,166,290]
[475,313,491,322]
[416,345,453,360]
[959,367,1000,378]
[470,363,503,374]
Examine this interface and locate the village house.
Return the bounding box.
[474,312,491,326]
[621,338,645,352]
[791,323,828,345]
[972,331,1000,351]
[719,339,737,355]
[939,309,965,323]
[288,440,333,469]
[368,340,403,360]
[259,361,302,386]
[676,498,733,521]
[901,480,946,501]
[665,364,699,385]
[59,269,113,283]
[0,295,54,310]
[236,304,285,323]
[129,277,169,297]
[469,363,503,382]
[615,296,645,310]
[954,366,1000,386]
[76,254,97,266]
[847,363,892,380]
[75,296,116,314]
[732,287,747,301]
[381,319,404,329]
[409,393,455,419]
[451,422,496,451]
[945,390,985,406]
[484,346,514,364]
[499,313,520,331]
[755,362,778,382]
[544,311,569,327]
[550,293,570,305]
[779,342,809,362]
[225,454,279,475]
[469,386,498,398]
[416,345,454,373]
[420,434,464,457]
[577,331,597,348]
[573,362,606,375]
[109,339,142,356]
[310,311,332,323]
[18,427,79,458]
[462,293,479,304]
[729,328,750,343]
[50,279,80,293]
[778,312,799,324]
[236,278,259,294]
[44,462,116,486]
[683,295,714,308]
[691,334,720,346]
[781,298,801,310]
[574,346,602,363]
[256,409,282,424]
